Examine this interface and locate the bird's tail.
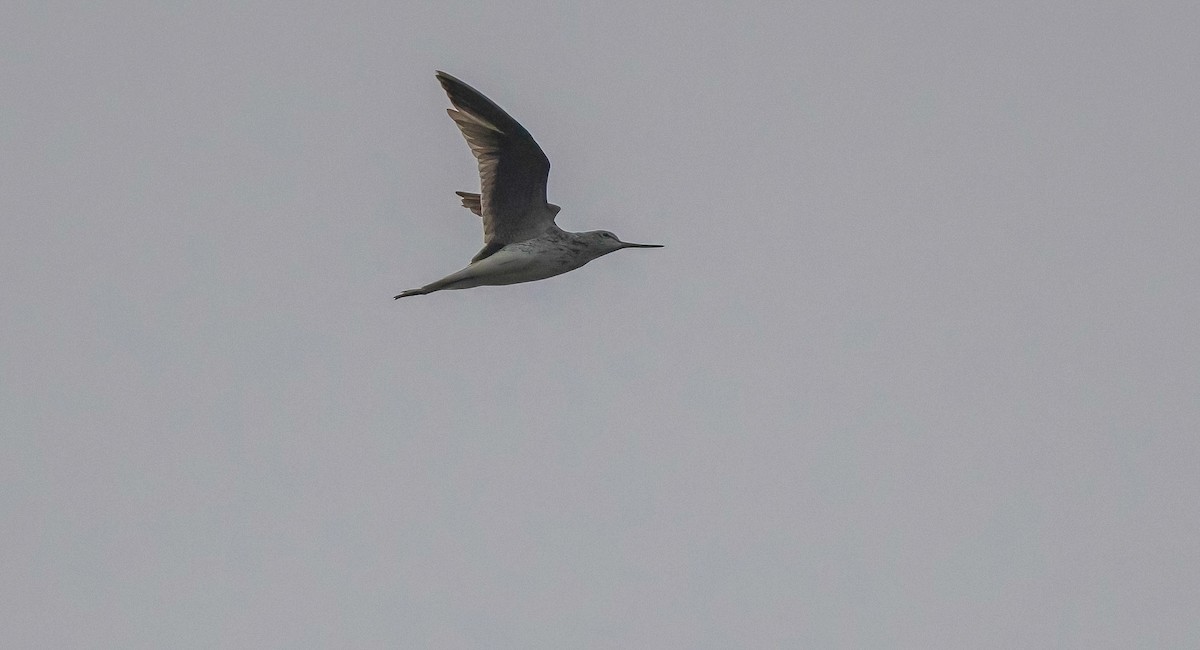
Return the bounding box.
[455,191,483,217]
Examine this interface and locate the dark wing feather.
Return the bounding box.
[437,72,555,248]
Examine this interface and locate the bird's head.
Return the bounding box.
[584,230,664,256]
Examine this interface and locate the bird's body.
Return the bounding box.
[395,72,661,299]
[397,226,617,297]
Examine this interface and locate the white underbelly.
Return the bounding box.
[450,246,587,289]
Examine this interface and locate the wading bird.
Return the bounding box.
[394,72,662,299]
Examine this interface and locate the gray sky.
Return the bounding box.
[3,1,1199,647]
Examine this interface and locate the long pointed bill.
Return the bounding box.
[619,242,664,249]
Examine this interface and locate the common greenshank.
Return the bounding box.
[394,72,662,299]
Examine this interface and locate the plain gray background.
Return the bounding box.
[3,1,1198,647]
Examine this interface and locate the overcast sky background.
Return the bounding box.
[3,1,1199,647]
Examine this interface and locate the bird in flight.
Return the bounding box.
[394,72,662,299]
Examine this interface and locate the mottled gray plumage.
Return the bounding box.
[395,72,661,299]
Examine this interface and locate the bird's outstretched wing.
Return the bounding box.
[437,72,556,260]
[456,190,558,220]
